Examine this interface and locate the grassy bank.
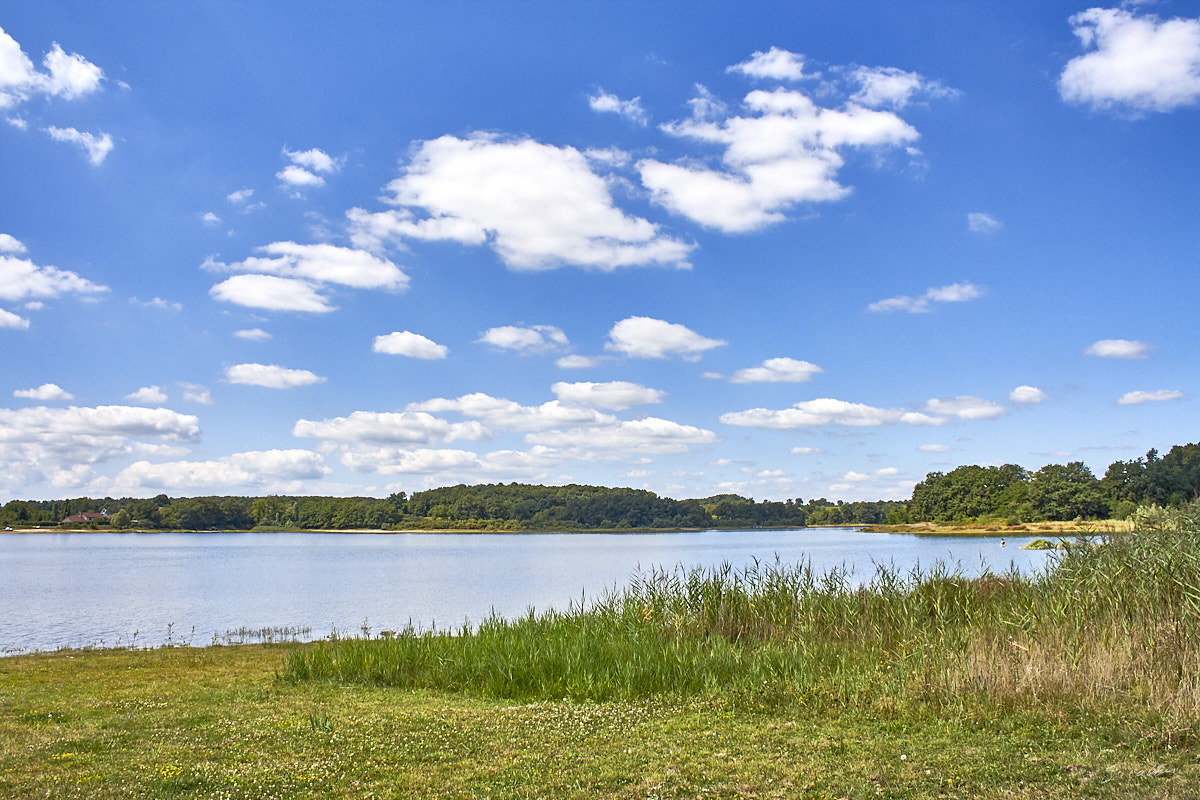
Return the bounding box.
[3,505,1199,798]
[859,519,1135,536]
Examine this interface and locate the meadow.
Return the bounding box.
[2,504,1199,798]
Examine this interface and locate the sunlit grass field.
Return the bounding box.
[3,504,1199,798]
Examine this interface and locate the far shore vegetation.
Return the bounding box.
[3,440,1198,535]
[3,501,1199,797]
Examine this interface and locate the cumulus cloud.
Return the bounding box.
[178,382,213,405]
[638,52,935,233]
[276,147,341,189]
[0,237,108,327]
[352,133,693,270]
[201,211,220,226]
[0,308,30,329]
[918,444,952,453]
[206,242,407,312]
[868,282,983,313]
[727,47,811,81]
[233,328,271,341]
[551,381,665,410]
[0,28,104,109]
[226,188,255,204]
[528,417,719,456]
[1010,385,1047,404]
[721,398,944,429]
[223,363,326,389]
[790,446,823,455]
[210,273,334,313]
[409,393,616,432]
[372,330,448,359]
[1060,7,1200,114]
[1117,389,1185,405]
[923,396,1005,420]
[555,354,602,369]
[588,89,648,125]
[0,404,201,489]
[848,65,957,109]
[46,126,113,165]
[605,316,726,360]
[1084,338,1154,359]
[293,410,487,445]
[14,383,73,401]
[109,449,330,494]
[126,385,167,404]
[727,357,823,384]
[477,324,569,354]
[967,212,1003,233]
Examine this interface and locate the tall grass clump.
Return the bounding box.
[282,504,1200,735]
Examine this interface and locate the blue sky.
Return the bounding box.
[2,1,1197,503]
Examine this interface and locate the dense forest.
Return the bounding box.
[2,441,1197,531]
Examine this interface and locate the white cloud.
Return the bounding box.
[283,147,341,173]
[638,68,924,233]
[1010,385,1048,404]
[918,444,952,453]
[340,446,483,476]
[40,42,104,99]
[109,449,330,494]
[0,28,103,109]
[14,383,73,401]
[0,233,27,253]
[721,397,943,429]
[1084,338,1154,359]
[276,164,325,188]
[0,308,30,329]
[373,330,449,359]
[727,47,811,81]
[605,316,726,360]
[1117,389,1185,405]
[223,363,326,389]
[842,467,900,482]
[132,296,182,312]
[477,324,569,354]
[409,393,616,432]
[555,354,602,369]
[226,188,255,204]
[126,385,167,404]
[365,133,693,270]
[528,417,719,456]
[293,410,487,445]
[728,357,823,384]
[1060,7,1200,114]
[868,282,983,313]
[0,405,201,487]
[233,327,271,341]
[178,382,213,405]
[0,246,108,310]
[210,274,334,313]
[849,66,956,109]
[588,89,648,125]
[923,396,1006,420]
[790,446,823,455]
[967,212,1003,233]
[202,211,220,226]
[45,126,113,165]
[552,381,665,410]
[207,242,407,313]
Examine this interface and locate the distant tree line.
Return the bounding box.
[3,441,1196,530]
[906,442,1200,523]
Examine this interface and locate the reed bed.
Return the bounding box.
[282,503,1200,736]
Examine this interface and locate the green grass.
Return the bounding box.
[3,502,1200,798]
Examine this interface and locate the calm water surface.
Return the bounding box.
[0,528,1056,654]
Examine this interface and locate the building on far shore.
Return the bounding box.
[61,511,109,524]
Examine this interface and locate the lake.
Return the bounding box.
[0,528,1057,655]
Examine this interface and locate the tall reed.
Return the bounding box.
[281,503,1200,735]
